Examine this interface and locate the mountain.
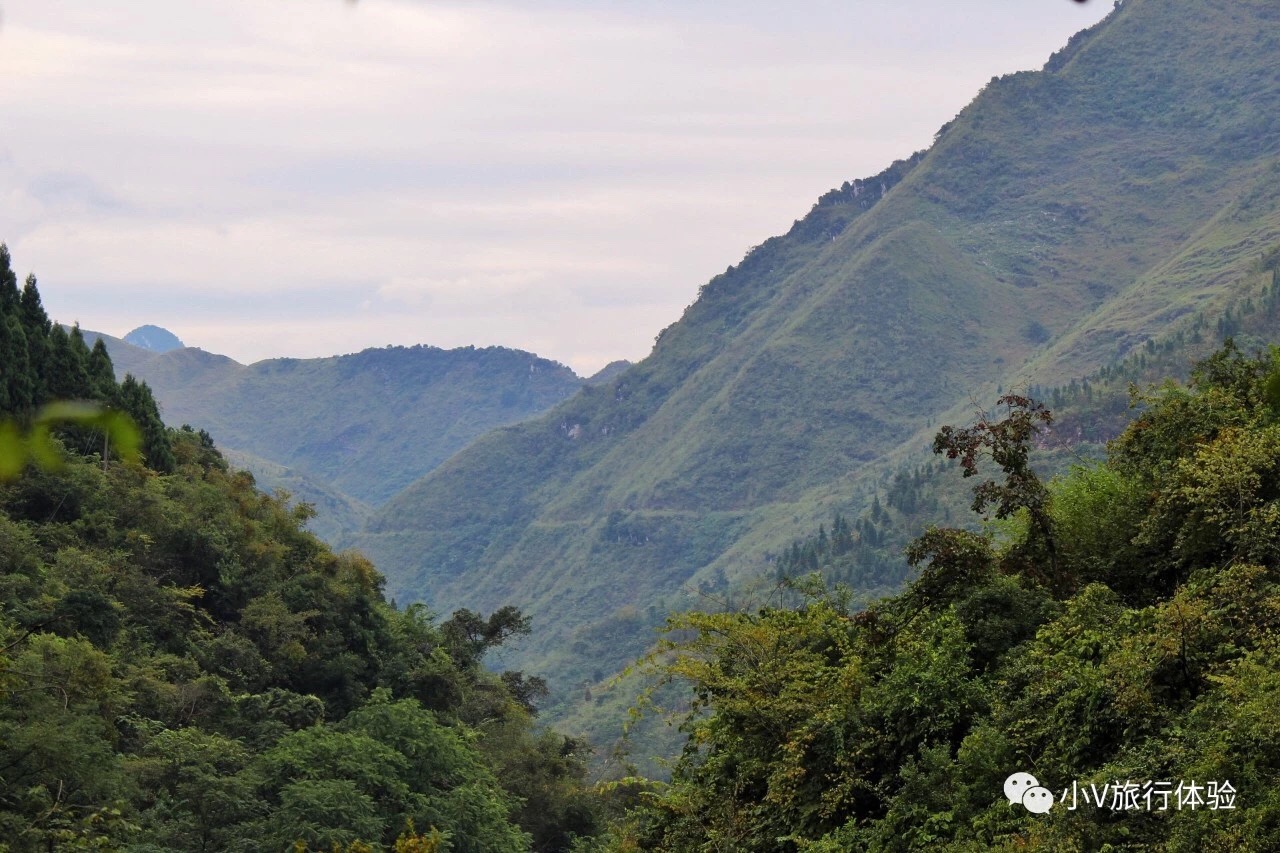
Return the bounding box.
[88,338,586,513]
[619,343,1280,850]
[123,324,184,352]
[355,0,1280,704]
[585,360,632,385]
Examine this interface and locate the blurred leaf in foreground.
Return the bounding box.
[0,401,141,480]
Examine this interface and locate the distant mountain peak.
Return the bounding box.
[124,325,184,353]
[586,360,632,385]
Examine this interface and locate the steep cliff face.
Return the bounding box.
[360,0,1280,695]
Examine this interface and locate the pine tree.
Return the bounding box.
[832,514,852,552]
[0,245,18,311]
[87,339,116,399]
[45,324,91,400]
[0,252,30,415]
[0,316,34,415]
[67,324,96,399]
[19,275,52,401]
[116,375,175,473]
[18,274,51,335]
[0,315,18,413]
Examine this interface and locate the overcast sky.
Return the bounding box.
[0,0,1110,375]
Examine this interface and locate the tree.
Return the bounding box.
[18,275,52,400]
[440,606,531,670]
[932,393,1061,588]
[0,245,18,310]
[87,338,116,399]
[116,374,176,472]
[43,324,90,401]
[0,315,33,414]
[133,728,262,851]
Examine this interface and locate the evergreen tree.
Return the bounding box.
[0,250,30,415]
[18,274,50,336]
[116,374,176,473]
[67,324,95,399]
[18,275,51,401]
[44,324,91,401]
[0,316,34,415]
[0,246,18,314]
[87,339,116,399]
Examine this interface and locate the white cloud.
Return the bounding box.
[0,0,1111,374]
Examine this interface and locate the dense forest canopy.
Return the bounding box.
[0,251,603,851]
[597,342,1280,851]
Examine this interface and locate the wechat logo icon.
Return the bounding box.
[1005,771,1054,814]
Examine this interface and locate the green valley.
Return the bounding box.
[602,342,1280,850]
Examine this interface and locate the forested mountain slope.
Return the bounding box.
[358,0,1280,699]
[90,335,585,509]
[1,256,603,852]
[603,344,1280,851]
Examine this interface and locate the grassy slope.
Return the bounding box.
[359,0,1280,713]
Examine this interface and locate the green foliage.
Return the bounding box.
[609,344,1280,850]
[116,375,176,473]
[0,249,167,482]
[0,398,603,849]
[0,401,142,480]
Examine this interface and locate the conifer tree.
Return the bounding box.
[45,324,91,400]
[18,275,51,400]
[67,324,96,399]
[87,338,116,399]
[18,274,50,336]
[0,245,18,311]
[116,374,176,472]
[0,315,18,413]
[0,316,34,415]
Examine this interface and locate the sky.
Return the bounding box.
[0,0,1111,376]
